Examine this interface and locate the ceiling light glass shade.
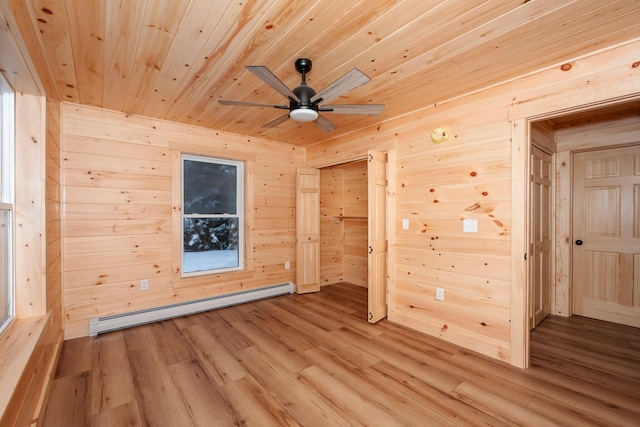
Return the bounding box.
[290,108,318,122]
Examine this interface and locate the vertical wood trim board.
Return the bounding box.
[510,119,529,368]
[555,150,572,317]
[46,99,63,329]
[15,92,46,317]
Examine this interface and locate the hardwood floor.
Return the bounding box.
[42,283,640,426]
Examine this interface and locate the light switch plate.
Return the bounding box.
[402,218,409,230]
[463,219,478,233]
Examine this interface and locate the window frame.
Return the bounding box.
[0,73,15,335]
[180,153,244,278]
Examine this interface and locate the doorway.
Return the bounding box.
[524,101,640,364]
[297,151,389,323]
[319,159,369,287]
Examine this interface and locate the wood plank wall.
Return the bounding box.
[343,217,368,287]
[61,104,304,339]
[342,162,368,287]
[46,99,63,331]
[37,99,64,420]
[319,161,368,287]
[305,40,640,364]
[319,168,344,285]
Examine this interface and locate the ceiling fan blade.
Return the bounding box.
[311,68,371,104]
[314,114,338,132]
[320,104,384,115]
[261,113,291,128]
[246,66,300,102]
[218,99,288,109]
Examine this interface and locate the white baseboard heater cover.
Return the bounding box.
[89,282,294,336]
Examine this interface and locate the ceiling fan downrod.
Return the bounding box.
[290,58,318,121]
[292,58,317,108]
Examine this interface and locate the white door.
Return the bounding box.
[572,145,640,327]
[367,151,388,323]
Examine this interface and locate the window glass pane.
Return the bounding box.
[183,218,239,273]
[0,210,10,331]
[183,160,237,215]
[182,154,243,276]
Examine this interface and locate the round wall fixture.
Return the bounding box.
[431,127,449,144]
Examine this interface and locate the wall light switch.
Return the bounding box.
[436,287,444,301]
[463,219,478,233]
[402,218,409,230]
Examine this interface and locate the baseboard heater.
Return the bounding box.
[89,282,294,336]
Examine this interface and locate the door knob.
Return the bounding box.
[575,240,583,246]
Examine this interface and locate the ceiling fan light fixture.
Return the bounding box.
[289,108,318,122]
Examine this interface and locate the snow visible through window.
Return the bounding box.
[183,249,239,272]
[182,155,243,275]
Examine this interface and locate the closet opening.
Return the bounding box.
[319,160,369,289]
[296,150,390,322]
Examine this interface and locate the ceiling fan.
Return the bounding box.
[218,58,384,132]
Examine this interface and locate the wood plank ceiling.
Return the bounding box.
[20,0,640,146]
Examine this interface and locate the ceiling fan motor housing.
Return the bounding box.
[291,83,316,109]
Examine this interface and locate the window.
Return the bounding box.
[0,73,14,334]
[182,154,243,276]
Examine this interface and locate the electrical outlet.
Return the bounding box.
[285,261,290,270]
[402,218,409,230]
[140,279,149,290]
[436,287,444,301]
